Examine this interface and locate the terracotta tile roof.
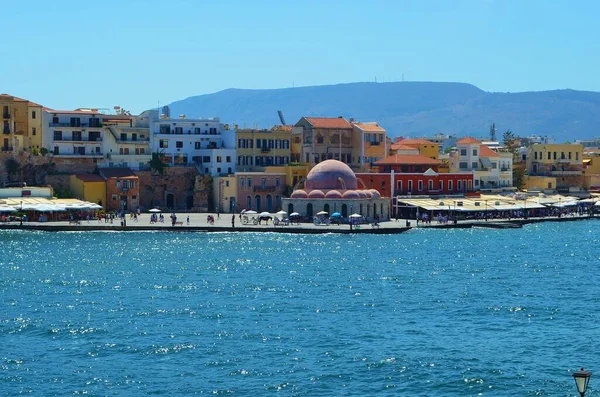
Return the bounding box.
[99,168,137,178]
[0,94,43,107]
[352,122,386,132]
[456,137,481,144]
[390,143,420,152]
[74,174,105,182]
[46,109,102,115]
[375,154,440,165]
[303,117,352,129]
[397,138,437,145]
[479,145,500,158]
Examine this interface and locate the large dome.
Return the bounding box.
[305,160,357,191]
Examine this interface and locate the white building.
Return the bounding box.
[42,109,152,170]
[149,115,236,176]
[449,137,513,191]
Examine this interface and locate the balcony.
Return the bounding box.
[3,113,10,119]
[1,146,13,152]
[551,170,582,176]
[253,186,277,193]
[49,122,102,128]
[500,167,511,172]
[53,137,102,143]
[261,147,271,153]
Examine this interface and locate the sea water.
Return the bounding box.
[1,221,599,396]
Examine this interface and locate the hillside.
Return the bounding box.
[167,82,600,141]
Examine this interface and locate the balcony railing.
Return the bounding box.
[551,170,582,176]
[53,137,102,142]
[261,147,271,153]
[49,122,103,128]
[1,146,14,152]
[3,113,10,119]
[253,186,277,193]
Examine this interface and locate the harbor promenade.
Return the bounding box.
[0,211,596,234]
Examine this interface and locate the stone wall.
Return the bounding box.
[136,167,211,211]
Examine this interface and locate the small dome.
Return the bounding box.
[368,189,381,199]
[342,190,360,199]
[357,191,368,199]
[364,191,373,199]
[325,190,342,199]
[305,160,358,191]
[291,189,308,199]
[308,189,325,199]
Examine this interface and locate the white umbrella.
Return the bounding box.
[349,213,362,218]
[276,210,287,215]
[149,208,161,213]
[316,211,328,216]
[290,212,300,217]
[245,210,257,214]
[88,203,103,210]
[0,206,17,212]
[260,211,271,217]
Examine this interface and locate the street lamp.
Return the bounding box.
[573,368,592,397]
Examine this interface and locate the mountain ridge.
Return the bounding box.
[167,82,600,141]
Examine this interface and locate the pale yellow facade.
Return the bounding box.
[523,175,556,191]
[351,122,388,172]
[265,164,311,190]
[214,175,238,213]
[527,143,584,191]
[396,139,439,160]
[236,126,292,172]
[69,175,106,205]
[0,94,44,153]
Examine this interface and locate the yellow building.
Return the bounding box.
[392,138,439,160]
[236,126,292,171]
[213,175,238,213]
[527,143,584,191]
[70,174,106,206]
[265,164,311,190]
[582,151,600,190]
[0,94,43,153]
[351,122,388,172]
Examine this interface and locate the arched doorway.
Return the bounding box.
[166,193,174,209]
[186,195,194,210]
[306,203,313,217]
[287,203,294,214]
[275,195,281,211]
[324,203,330,214]
[266,195,273,211]
[342,204,348,217]
[254,195,261,211]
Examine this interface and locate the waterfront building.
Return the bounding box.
[351,122,388,171]
[235,125,292,171]
[283,159,390,220]
[101,111,151,171]
[0,94,43,153]
[449,137,513,191]
[213,175,237,213]
[99,168,140,211]
[391,138,439,160]
[149,115,235,177]
[292,117,354,166]
[525,143,584,193]
[70,174,106,206]
[234,172,287,212]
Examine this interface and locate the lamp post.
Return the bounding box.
[573,368,592,397]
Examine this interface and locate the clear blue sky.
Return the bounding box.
[4,0,599,114]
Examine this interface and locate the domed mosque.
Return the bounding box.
[282,160,390,220]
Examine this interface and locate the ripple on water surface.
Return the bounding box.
[1,223,599,395]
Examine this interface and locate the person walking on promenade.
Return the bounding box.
[231,214,235,228]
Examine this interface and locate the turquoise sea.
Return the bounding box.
[1,221,599,396]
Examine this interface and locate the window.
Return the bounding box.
[159,140,168,148]
[553,152,557,160]
[569,152,572,159]
[225,181,230,187]
[31,111,36,119]
[226,156,231,162]
[195,142,201,149]
[408,180,413,191]
[448,180,453,191]
[256,139,261,148]
[202,156,210,162]
[241,178,245,188]
[70,117,81,127]
[439,180,443,190]
[175,127,183,134]
[459,162,468,169]
[534,152,538,160]
[247,178,252,187]
[576,152,579,160]
[275,178,280,187]
[473,149,478,155]
[418,180,423,191]
[176,141,183,148]
[397,180,402,192]
[54,131,62,140]
[472,162,478,169]
[458,180,462,191]
[460,149,467,156]
[428,180,433,190]
[261,178,267,189]
[112,194,117,201]
[32,127,36,136]
[547,152,551,160]
[216,156,222,163]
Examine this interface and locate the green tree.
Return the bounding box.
[149,150,168,175]
[502,130,525,189]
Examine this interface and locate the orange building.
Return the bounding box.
[99,168,140,212]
